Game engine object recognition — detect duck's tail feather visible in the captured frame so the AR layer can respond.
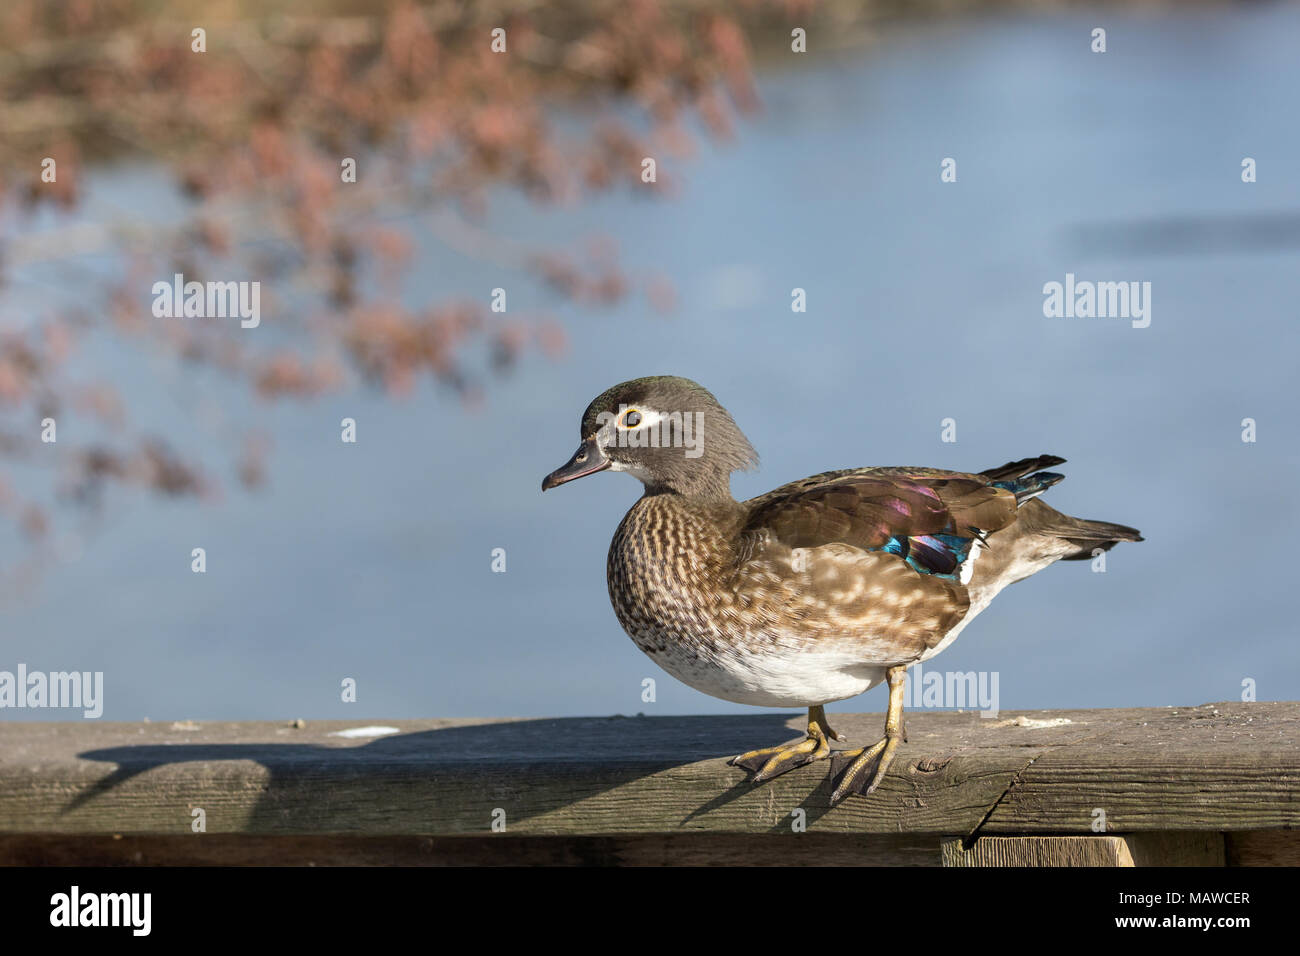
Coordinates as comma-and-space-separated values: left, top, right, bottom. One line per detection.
1024, 501, 1144, 559
979, 454, 1067, 482
1056, 518, 1144, 559
978, 455, 1143, 558
991, 470, 1066, 506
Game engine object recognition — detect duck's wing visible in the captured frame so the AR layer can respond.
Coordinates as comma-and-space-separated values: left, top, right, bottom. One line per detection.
729, 465, 1057, 662
739, 467, 1026, 578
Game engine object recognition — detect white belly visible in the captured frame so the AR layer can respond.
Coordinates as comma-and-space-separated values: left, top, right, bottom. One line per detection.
643, 634, 888, 708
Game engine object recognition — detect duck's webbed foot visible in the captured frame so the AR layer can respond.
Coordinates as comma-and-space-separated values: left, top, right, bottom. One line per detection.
832, 665, 907, 803
729, 705, 845, 783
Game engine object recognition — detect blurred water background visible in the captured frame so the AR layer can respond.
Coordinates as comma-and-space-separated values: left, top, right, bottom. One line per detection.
4, 4, 1298, 720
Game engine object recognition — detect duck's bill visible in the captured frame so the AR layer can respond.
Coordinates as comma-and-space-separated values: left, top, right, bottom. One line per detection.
542, 437, 610, 491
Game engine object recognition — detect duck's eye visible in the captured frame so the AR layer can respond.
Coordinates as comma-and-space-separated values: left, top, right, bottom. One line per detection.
622, 409, 643, 428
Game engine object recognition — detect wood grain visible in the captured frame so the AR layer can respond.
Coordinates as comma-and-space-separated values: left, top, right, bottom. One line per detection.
0, 703, 1295, 842
0, 832, 940, 867
941, 833, 1226, 867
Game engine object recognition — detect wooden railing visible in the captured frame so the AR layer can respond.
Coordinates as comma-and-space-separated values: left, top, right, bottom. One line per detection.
1, 702, 1296, 865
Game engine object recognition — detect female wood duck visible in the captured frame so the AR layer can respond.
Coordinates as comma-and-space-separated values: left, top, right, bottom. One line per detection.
542, 376, 1142, 802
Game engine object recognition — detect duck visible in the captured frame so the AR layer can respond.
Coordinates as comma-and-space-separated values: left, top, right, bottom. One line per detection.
542, 376, 1142, 802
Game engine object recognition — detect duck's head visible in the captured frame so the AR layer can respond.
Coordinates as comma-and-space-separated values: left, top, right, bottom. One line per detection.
542, 376, 758, 500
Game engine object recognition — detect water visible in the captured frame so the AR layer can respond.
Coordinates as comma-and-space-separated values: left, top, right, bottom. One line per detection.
3, 5, 1298, 722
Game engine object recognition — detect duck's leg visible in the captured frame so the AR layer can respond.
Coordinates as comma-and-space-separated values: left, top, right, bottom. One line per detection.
832, 665, 907, 802
729, 705, 845, 783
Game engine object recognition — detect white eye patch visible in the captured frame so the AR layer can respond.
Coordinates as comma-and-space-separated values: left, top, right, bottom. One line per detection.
595, 405, 705, 460
619, 407, 667, 430
595, 405, 665, 435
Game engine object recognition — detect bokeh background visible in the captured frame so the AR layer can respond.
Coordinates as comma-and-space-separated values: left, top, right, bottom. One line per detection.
3, 1, 1297, 721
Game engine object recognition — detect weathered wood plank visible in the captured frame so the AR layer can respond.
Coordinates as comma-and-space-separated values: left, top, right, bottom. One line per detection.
941, 833, 1226, 867
974, 704, 1300, 833
943, 836, 1132, 867
1225, 831, 1300, 867
0, 703, 1295, 837
0, 833, 940, 867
